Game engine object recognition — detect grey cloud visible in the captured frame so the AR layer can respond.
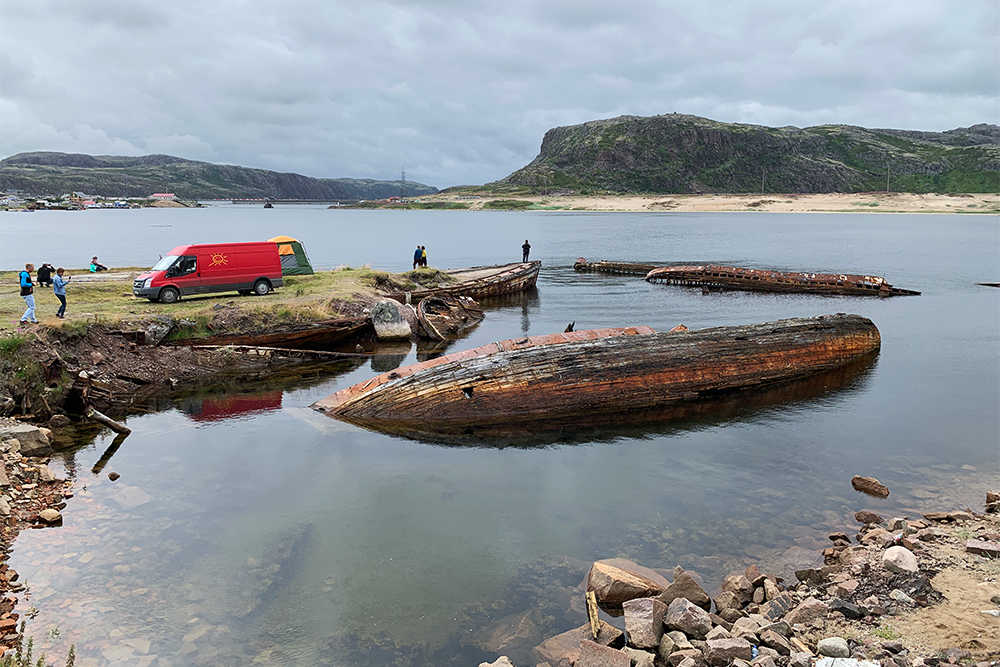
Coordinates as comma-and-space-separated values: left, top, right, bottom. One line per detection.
1, 0, 996, 188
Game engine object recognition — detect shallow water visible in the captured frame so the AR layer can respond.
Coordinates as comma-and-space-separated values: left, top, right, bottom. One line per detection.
2, 208, 998, 666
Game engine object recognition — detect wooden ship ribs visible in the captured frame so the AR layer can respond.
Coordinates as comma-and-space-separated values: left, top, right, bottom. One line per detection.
388, 261, 541, 303
645, 265, 920, 297
312, 314, 880, 430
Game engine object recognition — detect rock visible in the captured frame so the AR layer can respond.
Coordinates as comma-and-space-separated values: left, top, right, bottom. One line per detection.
713, 590, 740, 611
371, 300, 414, 340
759, 629, 792, 655
762, 579, 781, 601
479, 658, 516, 667
473, 610, 542, 657
667, 649, 702, 667
623, 597, 666, 649
760, 592, 798, 621
916, 527, 947, 542
0, 424, 52, 457
588, 562, 664, 607
1, 438, 20, 456
828, 599, 863, 620
38, 508, 61, 523
718, 607, 744, 623
987, 491, 1000, 513
889, 589, 915, 606
789, 653, 813, 667
664, 597, 712, 639
882, 546, 918, 574
795, 566, 839, 586
109, 472, 121, 481
757, 620, 791, 637
48, 414, 71, 427
731, 617, 759, 640
817, 637, 851, 658
623, 647, 656, 667
0, 497, 10, 516
965, 539, 1000, 558
659, 568, 711, 611
859, 527, 894, 547
852, 475, 890, 498
783, 597, 827, 626
656, 633, 676, 660
751, 658, 777, 667
575, 640, 628, 667
144, 315, 175, 346
532, 621, 623, 667
704, 638, 753, 666
922, 511, 973, 523
721, 572, 754, 604
705, 626, 731, 640
881, 641, 904, 654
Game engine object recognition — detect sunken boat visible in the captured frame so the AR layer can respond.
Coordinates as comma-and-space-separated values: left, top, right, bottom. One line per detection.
312, 314, 881, 433
385, 261, 541, 303
417, 295, 484, 341
573, 259, 662, 275
645, 265, 920, 296
170, 317, 370, 350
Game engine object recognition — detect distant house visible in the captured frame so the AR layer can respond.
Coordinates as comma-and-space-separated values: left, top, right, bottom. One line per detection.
150, 193, 177, 200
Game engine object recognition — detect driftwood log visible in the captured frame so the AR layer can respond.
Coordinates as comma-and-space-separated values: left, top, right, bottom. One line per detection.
86, 406, 131, 434
314, 314, 880, 430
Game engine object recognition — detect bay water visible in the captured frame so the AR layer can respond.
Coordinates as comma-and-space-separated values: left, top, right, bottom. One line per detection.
1, 207, 997, 665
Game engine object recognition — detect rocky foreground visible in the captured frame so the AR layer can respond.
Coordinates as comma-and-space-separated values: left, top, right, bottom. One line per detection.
479, 485, 1000, 667
0, 419, 74, 653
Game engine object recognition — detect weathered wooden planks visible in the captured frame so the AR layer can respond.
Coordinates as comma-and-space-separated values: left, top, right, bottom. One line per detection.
312, 315, 880, 431
386, 261, 541, 303
645, 265, 920, 297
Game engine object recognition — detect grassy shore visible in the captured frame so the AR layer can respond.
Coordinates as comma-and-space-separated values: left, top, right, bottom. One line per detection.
0, 266, 447, 334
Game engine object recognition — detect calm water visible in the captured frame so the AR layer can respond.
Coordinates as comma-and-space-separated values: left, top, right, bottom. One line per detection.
1, 207, 998, 666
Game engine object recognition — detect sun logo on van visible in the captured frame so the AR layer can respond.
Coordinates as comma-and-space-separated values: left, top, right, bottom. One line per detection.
209, 253, 228, 267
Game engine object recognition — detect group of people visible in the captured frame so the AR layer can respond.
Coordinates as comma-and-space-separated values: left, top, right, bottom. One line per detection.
16, 256, 103, 324
412, 245, 428, 269
18, 262, 73, 324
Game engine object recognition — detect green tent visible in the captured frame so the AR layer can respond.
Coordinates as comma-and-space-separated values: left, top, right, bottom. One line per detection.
268, 235, 315, 275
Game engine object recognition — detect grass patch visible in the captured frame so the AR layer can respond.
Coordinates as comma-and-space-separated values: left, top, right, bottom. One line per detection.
482, 199, 534, 210
872, 625, 902, 640
0, 333, 28, 356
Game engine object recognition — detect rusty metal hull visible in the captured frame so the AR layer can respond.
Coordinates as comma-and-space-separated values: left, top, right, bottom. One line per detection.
390, 262, 541, 303
312, 314, 881, 429
645, 265, 920, 297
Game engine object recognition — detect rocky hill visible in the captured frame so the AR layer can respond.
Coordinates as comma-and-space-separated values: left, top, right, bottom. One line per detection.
498, 115, 1000, 194
0, 152, 438, 200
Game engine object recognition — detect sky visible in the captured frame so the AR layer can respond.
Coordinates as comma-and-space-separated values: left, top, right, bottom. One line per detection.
1, 0, 997, 189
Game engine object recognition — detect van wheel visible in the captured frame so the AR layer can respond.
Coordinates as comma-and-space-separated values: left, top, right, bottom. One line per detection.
253, 279, 271, 296
159, 287, 180, 304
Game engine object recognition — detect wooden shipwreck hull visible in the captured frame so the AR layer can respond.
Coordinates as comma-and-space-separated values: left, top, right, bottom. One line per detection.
173, 317, 370, 350
387, 262, 541, 303
417, 295, 484, 341
313, 314, 881, 432
646, 265, 920, 297
573, 259, 662, 275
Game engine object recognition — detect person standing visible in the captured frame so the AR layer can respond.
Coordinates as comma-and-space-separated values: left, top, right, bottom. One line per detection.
420, 246, 427, 267
522, 240, 531, 262
19, 263, 37, 324
53, 268, 71, 319
413, 245, 422, 270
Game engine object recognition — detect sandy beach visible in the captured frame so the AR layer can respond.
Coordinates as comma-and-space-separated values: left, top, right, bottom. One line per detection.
427, 191, 1000, 214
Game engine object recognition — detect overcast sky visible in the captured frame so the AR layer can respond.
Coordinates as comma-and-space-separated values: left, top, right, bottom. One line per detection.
1, 0, 997, 189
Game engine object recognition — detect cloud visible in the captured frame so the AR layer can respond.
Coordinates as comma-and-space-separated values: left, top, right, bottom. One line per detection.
1, 0, 996, 188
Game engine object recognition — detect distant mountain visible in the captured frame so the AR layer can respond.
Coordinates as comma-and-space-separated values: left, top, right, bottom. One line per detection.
0, 152, 438, 200
497, 115, 1000, 194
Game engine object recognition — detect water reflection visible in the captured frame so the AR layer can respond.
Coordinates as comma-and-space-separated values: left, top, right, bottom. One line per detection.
479, 287, 540, 333
336, 353, 879, 447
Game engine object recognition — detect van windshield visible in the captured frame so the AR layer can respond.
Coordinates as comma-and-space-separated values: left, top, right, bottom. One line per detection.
151, 255, 179, 272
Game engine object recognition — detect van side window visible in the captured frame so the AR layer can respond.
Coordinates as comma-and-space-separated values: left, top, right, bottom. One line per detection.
178, 256, 197, 275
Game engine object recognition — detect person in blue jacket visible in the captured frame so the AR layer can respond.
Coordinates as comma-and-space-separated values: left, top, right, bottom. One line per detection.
413, 245, 422, 270
53, 268, 71, 319
19, 263, 37, 324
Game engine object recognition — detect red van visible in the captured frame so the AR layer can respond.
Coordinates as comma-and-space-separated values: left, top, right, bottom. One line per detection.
133, 242, 284, 303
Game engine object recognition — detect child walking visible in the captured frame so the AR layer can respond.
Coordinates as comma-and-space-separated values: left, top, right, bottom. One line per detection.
53, 268, 71, 319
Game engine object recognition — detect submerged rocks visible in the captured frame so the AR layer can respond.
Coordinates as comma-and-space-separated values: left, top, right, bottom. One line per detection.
851, 475, 890, 498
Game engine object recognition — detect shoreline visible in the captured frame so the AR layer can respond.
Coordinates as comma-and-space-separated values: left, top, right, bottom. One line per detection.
420, 191, 1000, 214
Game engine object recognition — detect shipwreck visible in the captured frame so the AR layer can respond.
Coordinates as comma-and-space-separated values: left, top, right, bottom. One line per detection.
647, 265, 921, 297
312, 314, 881, 435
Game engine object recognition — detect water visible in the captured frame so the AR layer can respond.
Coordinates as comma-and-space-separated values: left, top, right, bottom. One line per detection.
1, 207, 998, 666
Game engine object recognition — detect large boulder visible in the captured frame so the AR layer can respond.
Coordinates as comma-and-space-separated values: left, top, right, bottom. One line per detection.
882, 546, 918, 574
531, 620, 623, 667
623, 597, 666, 649
704, 637, 753, 666
0, 424, 52, 457
664, 597, 712, 639
588, 562, 664, 607
816, 637, 850, 658
658, 567, 711, 611
370, 300, 413, 340
783, 596, 827, 626
574, 640, 629, 667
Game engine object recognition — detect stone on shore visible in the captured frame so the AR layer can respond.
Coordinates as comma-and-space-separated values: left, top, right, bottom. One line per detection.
704, 637, 753, 666
479, 658, 516, 667
965, 539, 1000, 557
575, 640, 629, 667
531, 620, 623, 667
817, 637, 850, 658
623, 647, 656, 667
851, 475, 890, 498
588, 562, 664, 607
623, 597, 665, 648
664, 596, 712, 639
38, 508, 61, 523
854, 510, 884, 525
783, 596, 827, 626
371, 300, 413, 340
658, 567, 711, 610
882, 546, 918, 574
0, 425, 52, 457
